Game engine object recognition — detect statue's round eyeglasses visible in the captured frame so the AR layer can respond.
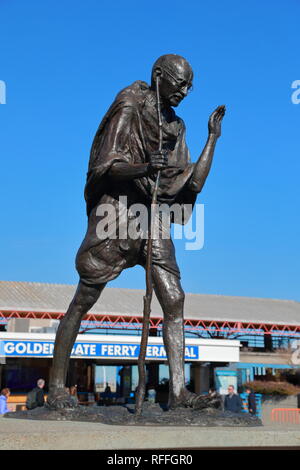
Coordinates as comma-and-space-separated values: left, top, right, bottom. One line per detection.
164, 68, 193, 94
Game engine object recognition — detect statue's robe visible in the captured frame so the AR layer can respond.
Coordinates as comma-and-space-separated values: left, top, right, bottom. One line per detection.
76, 81, 198, 285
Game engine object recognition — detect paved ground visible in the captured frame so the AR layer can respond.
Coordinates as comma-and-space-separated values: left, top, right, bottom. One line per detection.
0, 416, 300, 449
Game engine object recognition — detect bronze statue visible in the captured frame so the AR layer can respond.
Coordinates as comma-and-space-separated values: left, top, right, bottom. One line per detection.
48, 54, 225, 410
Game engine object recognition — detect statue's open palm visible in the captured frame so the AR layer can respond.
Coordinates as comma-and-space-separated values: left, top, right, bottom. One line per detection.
208, 105, 226, 138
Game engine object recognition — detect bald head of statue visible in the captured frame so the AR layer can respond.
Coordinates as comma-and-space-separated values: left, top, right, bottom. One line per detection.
151, 54, 194, 108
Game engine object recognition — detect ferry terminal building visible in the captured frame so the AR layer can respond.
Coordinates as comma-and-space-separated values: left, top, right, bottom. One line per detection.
0, 281, 300, 404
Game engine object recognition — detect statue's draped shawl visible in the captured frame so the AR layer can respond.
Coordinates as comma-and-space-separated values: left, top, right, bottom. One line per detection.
84, 80, 196, 216
76, 81, 198, 284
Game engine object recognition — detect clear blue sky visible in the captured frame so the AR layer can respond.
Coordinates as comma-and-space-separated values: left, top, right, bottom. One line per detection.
0, 0, 299, 300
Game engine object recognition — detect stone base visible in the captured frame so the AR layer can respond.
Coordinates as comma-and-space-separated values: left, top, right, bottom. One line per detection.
4, 402, 262, 427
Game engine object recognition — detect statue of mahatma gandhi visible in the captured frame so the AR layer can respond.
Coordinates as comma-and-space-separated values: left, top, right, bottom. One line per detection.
48, 54, 226, 410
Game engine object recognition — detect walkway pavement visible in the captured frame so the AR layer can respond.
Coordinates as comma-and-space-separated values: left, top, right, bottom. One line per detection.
0, 417, 300, 449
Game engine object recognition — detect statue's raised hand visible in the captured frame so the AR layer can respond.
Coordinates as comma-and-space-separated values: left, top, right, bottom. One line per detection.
208, 105, 226, 138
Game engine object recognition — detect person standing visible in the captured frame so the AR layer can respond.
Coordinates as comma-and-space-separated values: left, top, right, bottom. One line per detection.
69, 385, 79, 406
245, 387, 257, 415
224, 385, 242, 413
26, 378, 45, 410
0, 388, 11, 415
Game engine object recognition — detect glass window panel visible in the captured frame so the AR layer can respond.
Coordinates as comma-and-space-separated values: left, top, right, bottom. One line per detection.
94, 365, 117, 393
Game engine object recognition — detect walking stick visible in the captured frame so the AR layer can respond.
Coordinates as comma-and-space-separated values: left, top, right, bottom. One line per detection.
135, 74, 163, 415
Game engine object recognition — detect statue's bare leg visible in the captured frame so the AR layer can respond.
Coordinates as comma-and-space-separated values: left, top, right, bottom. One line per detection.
152, 265, 221, 410
47, 280, 106, 409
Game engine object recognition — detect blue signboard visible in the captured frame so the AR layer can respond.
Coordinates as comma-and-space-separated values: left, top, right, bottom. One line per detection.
0, 340, 199, 360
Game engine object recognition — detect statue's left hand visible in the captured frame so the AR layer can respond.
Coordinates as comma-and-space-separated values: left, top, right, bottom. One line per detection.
208, 105, 226, 138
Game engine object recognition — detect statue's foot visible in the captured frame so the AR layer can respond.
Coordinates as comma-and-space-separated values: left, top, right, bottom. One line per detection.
47, 388, 79, 410
169, 389, 222, 411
